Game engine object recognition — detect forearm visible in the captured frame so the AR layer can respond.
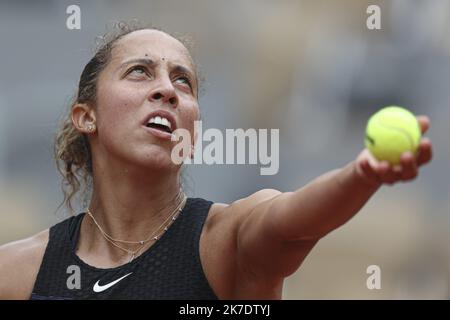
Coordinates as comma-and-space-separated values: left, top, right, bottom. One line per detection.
272, 161, 381, 241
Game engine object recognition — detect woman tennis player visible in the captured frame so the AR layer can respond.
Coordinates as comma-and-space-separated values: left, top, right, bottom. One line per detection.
0, 25, 433, 299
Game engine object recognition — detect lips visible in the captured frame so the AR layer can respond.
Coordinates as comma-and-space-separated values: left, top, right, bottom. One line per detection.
142, 110, 177, 134
142, 110, 177, 140
142, 125, 174, 140
146, 116, 172, 133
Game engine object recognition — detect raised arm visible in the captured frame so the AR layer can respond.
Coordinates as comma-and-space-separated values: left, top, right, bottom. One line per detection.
236, 116, 432, 281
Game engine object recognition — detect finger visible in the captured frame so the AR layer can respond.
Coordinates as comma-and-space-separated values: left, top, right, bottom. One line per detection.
417, 138, 433, 166
416, 115, 430, 134
381, 168, 401, 185
375, 161, 400, 185
373, 160, 390, 176
399, 152, 418, 180
359, 158, 382, 184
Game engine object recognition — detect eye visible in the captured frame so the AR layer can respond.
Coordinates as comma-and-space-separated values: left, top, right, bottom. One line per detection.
175, 76, 192, 88
127, 65, 149, 77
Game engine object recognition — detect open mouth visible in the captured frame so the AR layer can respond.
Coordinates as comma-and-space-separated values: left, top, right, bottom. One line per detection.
145, 116, 173, 134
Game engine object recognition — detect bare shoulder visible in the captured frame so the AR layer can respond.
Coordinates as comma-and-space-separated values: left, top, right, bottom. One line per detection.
234, 188, 283, 213
203, 189, 282, 241
0, 229, 49, 300
207, 189, 282, 220
200, 189, 282, 299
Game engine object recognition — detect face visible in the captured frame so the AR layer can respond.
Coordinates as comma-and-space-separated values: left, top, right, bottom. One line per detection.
92, 29, 199, 171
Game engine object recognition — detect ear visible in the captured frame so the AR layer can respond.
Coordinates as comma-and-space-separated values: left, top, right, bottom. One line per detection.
71, 103, 97, 134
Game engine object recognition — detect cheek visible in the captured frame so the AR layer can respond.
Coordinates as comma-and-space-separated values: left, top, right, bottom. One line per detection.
181, 103, 200, 138
181, 101, 199, 121
96, 83, 144, 130
94, 82, 149, 157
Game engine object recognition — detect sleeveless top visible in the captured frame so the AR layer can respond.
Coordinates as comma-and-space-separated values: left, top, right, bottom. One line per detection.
30, 197, 218, 300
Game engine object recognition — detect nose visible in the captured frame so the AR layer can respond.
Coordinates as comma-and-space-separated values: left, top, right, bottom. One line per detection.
148, 78, 178, 108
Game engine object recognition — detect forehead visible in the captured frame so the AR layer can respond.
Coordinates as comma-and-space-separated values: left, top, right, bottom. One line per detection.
111, 29, 194, 69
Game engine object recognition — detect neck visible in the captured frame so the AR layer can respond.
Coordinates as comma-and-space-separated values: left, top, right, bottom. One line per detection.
84, 157, 184, 258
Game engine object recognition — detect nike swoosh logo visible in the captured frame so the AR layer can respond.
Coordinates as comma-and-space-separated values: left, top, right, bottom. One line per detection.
93, 272, 133, 293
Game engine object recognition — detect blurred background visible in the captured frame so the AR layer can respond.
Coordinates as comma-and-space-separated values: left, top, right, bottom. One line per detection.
0, 0, 449, 299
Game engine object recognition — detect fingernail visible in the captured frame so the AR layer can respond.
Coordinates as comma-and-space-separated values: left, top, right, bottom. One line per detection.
403, 151, 413, 158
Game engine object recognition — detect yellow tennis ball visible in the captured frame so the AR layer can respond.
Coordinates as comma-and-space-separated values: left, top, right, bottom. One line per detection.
365, 106, 421, 165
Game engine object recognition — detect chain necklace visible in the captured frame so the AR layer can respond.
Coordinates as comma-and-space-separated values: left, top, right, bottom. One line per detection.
86, 191, 187, 262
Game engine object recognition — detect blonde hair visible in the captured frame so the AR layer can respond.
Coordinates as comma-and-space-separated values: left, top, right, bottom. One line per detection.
54, 21, 199, 213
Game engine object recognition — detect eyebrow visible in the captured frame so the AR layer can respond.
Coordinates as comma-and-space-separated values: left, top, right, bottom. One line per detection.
120, 58, 156, 68
120, 58, 196, 81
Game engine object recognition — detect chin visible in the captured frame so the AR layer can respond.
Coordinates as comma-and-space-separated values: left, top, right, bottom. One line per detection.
107, 142, 179, 173
138, 148, 179, 171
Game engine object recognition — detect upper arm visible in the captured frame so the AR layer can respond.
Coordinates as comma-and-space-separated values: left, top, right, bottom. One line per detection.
236, 189, 319, 281
0, 230, 49, 300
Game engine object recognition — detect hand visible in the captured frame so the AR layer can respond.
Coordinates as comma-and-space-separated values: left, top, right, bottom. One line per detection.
355, 115, 433, 186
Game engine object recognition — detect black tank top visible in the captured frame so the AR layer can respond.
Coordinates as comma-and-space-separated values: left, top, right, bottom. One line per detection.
30, 197, 218, 300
